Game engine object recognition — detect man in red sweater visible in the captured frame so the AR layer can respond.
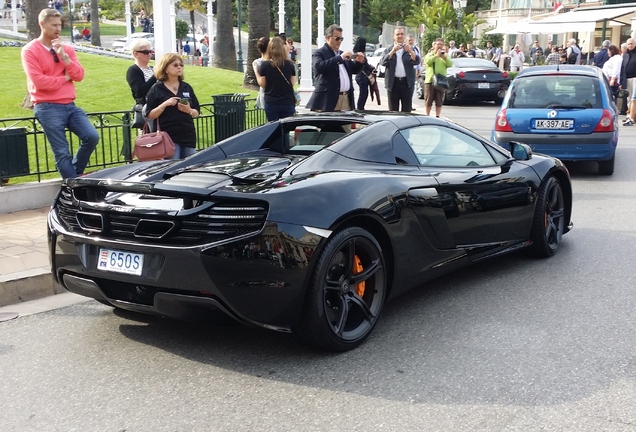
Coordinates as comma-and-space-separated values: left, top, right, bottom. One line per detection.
21, 8, 99, 179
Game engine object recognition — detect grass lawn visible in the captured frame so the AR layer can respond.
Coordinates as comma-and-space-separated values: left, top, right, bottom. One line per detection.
2, 44, 258, 118
1, 40, 260, 184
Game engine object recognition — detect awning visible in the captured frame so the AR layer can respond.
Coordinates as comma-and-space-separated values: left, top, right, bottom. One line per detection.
486, 4, 636, 35
536, 5, 636, 26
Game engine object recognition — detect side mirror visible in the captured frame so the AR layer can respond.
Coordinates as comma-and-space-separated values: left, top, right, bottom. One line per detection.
509, 141, 532, 160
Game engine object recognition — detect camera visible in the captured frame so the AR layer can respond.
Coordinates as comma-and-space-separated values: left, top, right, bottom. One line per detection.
440, 50, 445, 55
179, 98, 189, 105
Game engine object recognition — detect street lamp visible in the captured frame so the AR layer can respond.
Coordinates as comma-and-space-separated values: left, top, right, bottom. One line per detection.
454, 0, 467, 32
237, 0, 244, 72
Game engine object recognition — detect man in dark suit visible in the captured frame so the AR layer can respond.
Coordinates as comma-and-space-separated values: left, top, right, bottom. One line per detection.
380, 27, 420, 112
306, 24, 365, 112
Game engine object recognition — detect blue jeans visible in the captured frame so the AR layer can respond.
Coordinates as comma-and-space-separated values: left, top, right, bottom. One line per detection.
264, 104, 296, 122
34, 102, 99, 179
171, 144, 196, 160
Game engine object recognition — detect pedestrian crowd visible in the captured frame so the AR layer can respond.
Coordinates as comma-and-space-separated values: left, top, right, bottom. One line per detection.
19, 6, 636, 178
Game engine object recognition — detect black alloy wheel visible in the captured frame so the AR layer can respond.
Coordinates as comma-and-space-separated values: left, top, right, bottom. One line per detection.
295, 227, 387, 351
528, 176, 565, 257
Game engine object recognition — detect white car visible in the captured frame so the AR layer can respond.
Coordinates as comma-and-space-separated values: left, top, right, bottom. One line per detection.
112, 32, 154, 53
366, 47, 386, 77
181, 33, 205, 55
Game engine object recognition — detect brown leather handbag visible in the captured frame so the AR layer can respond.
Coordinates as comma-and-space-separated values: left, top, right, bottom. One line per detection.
133, 118, 175, 161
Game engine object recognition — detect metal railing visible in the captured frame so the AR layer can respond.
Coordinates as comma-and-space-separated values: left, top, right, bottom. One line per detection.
0, 98, 267, 185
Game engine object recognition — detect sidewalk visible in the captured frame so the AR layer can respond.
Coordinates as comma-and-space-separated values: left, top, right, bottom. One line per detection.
0, 206, 64, 308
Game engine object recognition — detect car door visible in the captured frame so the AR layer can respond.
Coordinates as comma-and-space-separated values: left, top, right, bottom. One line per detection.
401, 124, 541, 248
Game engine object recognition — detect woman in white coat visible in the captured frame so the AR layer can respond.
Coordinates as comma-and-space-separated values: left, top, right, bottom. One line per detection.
509, 44, 525, 72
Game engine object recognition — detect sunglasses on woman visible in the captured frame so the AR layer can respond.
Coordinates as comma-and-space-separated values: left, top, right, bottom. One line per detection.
135, 50, 153, 55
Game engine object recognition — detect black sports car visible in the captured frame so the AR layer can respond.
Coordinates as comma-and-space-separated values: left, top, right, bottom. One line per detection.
416, 57, 511, 104
48, 113, 573, 351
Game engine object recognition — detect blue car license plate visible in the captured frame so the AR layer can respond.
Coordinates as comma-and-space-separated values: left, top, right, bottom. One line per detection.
98, 248, 144, 276
535, 119, 572, 129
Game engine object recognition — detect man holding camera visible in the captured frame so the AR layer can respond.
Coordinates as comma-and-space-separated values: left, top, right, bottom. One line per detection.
305, 24, 365, 112
379, 27, 420, 112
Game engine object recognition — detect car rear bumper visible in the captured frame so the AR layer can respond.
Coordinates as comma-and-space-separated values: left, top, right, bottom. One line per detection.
492, 131, 617, 161
48, 210, 324, 331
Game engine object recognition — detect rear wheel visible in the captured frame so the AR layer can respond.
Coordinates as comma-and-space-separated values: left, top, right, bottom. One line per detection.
294, 227, 387, 352
598, 155, 615, 175
528, 176, 565, 257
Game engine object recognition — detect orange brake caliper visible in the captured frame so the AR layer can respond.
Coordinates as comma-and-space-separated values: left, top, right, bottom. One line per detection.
353, 255, 365, 296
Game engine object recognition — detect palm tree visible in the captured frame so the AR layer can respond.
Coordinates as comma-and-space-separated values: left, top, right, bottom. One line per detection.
243, 0, 270, 89
90, 0, 101, 46
179, 0, 204, 55
25, 0, 48, 40
214, 0, 236, 70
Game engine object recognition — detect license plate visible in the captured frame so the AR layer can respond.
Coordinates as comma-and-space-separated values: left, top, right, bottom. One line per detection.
535, 119, 573, 129
98, 248, 144, 276
478, 82, 489, 89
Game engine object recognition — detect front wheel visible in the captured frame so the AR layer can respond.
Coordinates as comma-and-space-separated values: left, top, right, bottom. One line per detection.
293, 227, 387, 351
528, 176, 565, 257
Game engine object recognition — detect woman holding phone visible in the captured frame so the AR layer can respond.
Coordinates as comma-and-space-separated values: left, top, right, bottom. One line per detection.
145, 53, 200, 159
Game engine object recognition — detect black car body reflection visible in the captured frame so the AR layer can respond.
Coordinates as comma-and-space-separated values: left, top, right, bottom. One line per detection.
48, 113, 573, 351
416, 57, 511, 104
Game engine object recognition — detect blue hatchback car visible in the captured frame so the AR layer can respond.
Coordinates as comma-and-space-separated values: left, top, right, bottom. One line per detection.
491, 65, 618, 175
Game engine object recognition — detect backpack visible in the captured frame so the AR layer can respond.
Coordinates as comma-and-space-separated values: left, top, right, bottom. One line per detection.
567, 47, 579, 64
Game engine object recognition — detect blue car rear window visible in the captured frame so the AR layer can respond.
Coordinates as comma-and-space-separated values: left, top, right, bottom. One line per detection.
508, 75, 603, 109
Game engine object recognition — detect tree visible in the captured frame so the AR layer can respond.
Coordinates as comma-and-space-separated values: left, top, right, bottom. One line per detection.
479, 27, 503, 50
363, 0, 412, 30
244, 0, 270, 90
214, 0, 236, 70
90, 0, 101, 46
133, 0, 154, 15
25, 0, 48, 41
175, 18, 190, 51
179, 0, 204, 54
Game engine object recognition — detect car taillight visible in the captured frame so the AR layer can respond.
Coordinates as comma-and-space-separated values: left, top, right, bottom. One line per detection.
502, 71, 509, 79
458, 71, 465, 78
495, 109, 513, 132
593, 109, 614, 132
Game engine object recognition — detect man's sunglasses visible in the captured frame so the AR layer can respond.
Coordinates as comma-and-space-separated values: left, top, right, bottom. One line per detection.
332, 36, 344, 42
135, 50, 154, 55
49, 48, 59, 63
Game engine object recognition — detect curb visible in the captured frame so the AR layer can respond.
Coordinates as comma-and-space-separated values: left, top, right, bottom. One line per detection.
0, 268, 63, 308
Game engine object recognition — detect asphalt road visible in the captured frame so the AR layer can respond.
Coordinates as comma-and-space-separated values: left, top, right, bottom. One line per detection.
2, 106, 636, 431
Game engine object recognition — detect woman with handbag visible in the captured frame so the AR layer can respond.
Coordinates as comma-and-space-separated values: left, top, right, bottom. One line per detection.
145, 53, 200, 159
423, 38, 453, 117
126, 39, 157, 131
602, 45, 622, 103
257, 37, 297, 122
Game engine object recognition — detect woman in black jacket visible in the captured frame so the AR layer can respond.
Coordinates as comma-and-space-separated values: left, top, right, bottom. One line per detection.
353, 37, 376, 110
126, 39, 157, 129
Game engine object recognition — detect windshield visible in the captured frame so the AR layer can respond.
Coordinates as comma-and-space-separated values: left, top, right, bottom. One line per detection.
452, 58, 497, 69
508, 75, 603, 109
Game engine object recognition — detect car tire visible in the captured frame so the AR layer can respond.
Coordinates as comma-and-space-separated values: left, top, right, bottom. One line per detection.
528, 176, 565, 258
598, 155, 615, 175
294, 227, 387, 351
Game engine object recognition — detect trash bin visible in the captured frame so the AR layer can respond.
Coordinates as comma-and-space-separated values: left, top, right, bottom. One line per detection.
0, 128, 29, 182
213, 94, 247, 142
503, 56, 511, 71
